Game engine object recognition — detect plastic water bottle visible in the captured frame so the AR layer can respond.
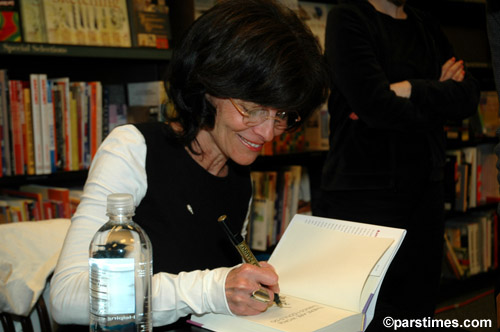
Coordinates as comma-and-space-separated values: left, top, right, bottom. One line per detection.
89, 193, 153, 332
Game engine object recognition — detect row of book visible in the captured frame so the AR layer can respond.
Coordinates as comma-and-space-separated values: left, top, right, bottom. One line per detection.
0, 184, 82, 223
444, 143, 500, 212
0, 0, 334, 50
443, 209, 498, 279
0, 69, 131, 177
0, 0, 172, 49
247, 165, 311, 251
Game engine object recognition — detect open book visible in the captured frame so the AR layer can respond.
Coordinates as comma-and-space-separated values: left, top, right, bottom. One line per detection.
189, 214, 406, 332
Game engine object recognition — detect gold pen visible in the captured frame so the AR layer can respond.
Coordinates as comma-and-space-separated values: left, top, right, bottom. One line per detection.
218, 214, 282, 307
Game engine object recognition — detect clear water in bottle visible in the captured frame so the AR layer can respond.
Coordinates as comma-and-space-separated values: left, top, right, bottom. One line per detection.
89, 193, 153, 332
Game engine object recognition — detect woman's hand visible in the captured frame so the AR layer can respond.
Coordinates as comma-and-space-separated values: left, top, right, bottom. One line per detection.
440, 57, 465, 82
225, 262, 280, 316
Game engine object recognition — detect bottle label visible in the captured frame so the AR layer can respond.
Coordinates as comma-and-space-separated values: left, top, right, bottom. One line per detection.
90, 258, 135, 315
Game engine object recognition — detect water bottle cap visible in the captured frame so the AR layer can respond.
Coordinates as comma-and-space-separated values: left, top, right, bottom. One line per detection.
107, 193, 135, 216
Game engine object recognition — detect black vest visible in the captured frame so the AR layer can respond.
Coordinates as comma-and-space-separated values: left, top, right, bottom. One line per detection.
133, 122, 252, 274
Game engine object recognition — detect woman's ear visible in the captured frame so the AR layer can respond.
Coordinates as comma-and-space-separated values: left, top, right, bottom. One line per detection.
205, 93, 215, 106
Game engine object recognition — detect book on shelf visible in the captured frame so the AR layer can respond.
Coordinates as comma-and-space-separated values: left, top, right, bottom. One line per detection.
1, 188, 43, 220
50, 77, 73, 171
0, 70, 11, 177
477, 143, 500, 204
249, 171, 278, 251
190, 214, 406, 332
19, 184, 72, 219
443, 232, 465, 279
0, 200, 10, 223
8, 79, 25, 175
249, 166, 315, 251
19, 0, 47, 42
102, 83, 128, 138
444, 144, 499, 212
0, 195, 38, 221
29, 74, 45, 175
69, 82, 79, 171
463, 146, 478, 209
102, 0, 132, 47
70, 81, 90, 169
88, 81, 103, 161
127, 0, 172, 49
444, 210, 498, 279
127, 81, 166, 122
476, 91, 500, 138
39, 74, 55, 174
304, 105, 329, 152
0, 0, 21, 41
42, 0, 77, 44
32, 0, 131, 46
297, 167, 312, 215
22, 81, 35, 175
75, 0, 132, 46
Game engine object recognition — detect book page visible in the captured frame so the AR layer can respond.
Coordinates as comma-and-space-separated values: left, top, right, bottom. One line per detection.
269, 215, 395, 312
245, 295, 359, 332
191, 295, 360, 332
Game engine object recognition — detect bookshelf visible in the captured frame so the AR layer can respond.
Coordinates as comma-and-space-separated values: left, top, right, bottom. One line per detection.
0, 170, 88, 188
0, 0, 195, 188
0, 42, 172, 60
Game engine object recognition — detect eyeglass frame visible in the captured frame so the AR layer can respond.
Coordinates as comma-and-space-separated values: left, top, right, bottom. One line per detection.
229, 98, 301, 130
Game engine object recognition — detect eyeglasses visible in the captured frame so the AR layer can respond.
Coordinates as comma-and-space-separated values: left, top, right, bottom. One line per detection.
229, 98, 301, 130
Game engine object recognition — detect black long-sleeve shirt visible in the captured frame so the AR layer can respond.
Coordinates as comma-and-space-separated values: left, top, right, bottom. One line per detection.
321, 0, 480, 191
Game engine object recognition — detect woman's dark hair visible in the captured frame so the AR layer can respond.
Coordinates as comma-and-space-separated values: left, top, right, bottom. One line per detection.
166, 0, 330, 147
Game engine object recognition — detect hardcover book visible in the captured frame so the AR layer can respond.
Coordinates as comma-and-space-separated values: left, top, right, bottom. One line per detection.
127, 0, 171, 49
29, 74, 44, 175
0, 0, 21, 41
190, 214, 406, 332
0, 70, 11, 176
19, 0, 47, 42
8, 80, 24, 175
42, 0, 77, 44
71, 0, 131, 46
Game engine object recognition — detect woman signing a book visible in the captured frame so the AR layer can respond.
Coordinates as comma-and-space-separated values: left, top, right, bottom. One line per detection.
49, 0, 329, 330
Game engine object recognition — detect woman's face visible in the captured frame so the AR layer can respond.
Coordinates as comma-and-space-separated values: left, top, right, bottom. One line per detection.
207, 96, 286, 165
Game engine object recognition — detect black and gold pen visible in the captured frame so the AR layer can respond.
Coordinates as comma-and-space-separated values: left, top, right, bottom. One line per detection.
218, 214, 283, 307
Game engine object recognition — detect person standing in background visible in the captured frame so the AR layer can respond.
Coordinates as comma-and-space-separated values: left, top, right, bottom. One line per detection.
485, 0, 500, 329
316, 0, 480, 330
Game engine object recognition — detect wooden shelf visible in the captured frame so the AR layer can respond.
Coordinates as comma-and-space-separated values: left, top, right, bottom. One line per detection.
439, 270, 496, 303
253, 150, 327, 169
0, 42, 172, 60
0, 170, 89, 189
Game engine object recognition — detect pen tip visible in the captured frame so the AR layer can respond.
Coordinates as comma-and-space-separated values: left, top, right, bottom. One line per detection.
218, 215, 227, 222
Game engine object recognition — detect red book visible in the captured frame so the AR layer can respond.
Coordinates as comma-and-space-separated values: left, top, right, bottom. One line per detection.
8, 80, 24, 175
1, 188, 43, 220
19, 184, 71, 219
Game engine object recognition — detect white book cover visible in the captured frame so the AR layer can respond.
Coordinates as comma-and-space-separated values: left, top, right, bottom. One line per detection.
29, 74, 44, 175
43, 0, 78, 44
38, 74, 52, 174
463, 146, 478, 208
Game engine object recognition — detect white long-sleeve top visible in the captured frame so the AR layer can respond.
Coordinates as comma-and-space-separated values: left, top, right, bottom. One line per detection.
49, 125, 248, 327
